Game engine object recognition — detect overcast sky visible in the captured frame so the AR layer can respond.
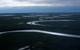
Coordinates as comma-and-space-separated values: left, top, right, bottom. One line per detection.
0, 0, 80, 13
0, 0, 79, 7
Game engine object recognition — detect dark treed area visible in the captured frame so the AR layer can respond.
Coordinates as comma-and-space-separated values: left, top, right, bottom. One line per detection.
0, 13, 80, 50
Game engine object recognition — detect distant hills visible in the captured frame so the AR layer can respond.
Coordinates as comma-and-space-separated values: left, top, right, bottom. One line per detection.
0, 6, 80, 13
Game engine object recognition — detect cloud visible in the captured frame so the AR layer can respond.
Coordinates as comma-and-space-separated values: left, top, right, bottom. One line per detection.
16, 0, 80, 6
0, 0, 79, 7
0, 0, 54, 7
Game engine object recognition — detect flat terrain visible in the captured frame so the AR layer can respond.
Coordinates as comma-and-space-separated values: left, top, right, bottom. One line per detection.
0, 13, 80, 50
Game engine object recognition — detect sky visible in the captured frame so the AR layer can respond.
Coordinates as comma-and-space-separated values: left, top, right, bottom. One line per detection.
0, 0, 80, 13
